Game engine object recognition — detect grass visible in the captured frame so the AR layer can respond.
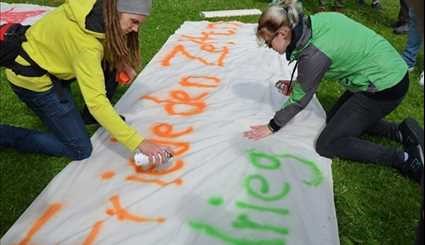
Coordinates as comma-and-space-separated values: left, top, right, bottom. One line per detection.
0, 0, 423, 244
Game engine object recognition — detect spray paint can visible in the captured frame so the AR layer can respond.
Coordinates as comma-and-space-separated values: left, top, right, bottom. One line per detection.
134, 151, 173, 169
275, 80, 293, 96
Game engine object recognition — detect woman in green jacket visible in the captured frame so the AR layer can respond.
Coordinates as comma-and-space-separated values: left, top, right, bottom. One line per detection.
244, 0, 423, 183
0, 0, 172, 164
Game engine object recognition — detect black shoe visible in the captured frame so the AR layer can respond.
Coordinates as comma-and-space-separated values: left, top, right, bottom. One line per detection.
393, 24, 409, 35
399, 118, 424, 149
398, 118, 424, 183
400, 144, 424, 183
371, 0, 382, 10
391, 20, 407, 28
357, 0, 365, 5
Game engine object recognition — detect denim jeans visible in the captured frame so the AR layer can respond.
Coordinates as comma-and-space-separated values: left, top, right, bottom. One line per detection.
402, 10, 423, 68
0, 83, 92, 160
398, 0, 410, 24
316, 75, 409, 166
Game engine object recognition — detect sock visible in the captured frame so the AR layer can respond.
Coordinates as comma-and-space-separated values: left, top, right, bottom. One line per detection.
404, 152, 409, 162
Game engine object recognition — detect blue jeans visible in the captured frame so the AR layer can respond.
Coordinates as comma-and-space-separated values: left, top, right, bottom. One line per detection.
0, 83, 92, 160
402, 10, 423, 68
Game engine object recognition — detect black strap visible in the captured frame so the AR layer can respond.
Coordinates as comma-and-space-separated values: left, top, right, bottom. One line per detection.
9, 49, 47, 77
3, 24, 74, 103
16, 48, 74, 103
288, 59, 301, 92
6, 25, 47, 77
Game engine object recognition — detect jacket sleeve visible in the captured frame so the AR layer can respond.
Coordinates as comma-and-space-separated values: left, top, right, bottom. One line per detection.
73, 48, 144, 151
268, 45, 332, 132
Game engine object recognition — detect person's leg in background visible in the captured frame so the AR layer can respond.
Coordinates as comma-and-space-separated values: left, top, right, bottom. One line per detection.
402, 10, 423, 71
394, 0, 411, 34
0, 83, 92, 160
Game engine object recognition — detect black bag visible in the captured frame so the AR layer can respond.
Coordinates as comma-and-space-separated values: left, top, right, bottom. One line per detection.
0, 23, 30, 68
0, 23, 47, 77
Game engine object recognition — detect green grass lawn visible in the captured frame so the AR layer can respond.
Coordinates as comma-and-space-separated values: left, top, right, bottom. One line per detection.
1, 0, 423, 244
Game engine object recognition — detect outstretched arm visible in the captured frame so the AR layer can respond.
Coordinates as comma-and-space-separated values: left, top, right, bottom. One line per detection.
244, 45, 331, 140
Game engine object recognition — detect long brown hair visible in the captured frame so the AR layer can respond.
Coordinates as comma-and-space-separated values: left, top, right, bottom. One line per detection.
103, 0, 140, 70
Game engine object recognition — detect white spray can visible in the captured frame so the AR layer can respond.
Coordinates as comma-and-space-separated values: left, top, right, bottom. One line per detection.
134, 151, 173, 169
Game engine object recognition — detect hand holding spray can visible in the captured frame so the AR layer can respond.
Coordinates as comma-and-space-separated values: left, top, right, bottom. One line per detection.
134, 150, 173, 170
275, 80, 293, 96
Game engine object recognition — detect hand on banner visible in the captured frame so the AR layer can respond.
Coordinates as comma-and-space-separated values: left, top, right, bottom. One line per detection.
243, 125, 272, 140
138, 140, 174, 165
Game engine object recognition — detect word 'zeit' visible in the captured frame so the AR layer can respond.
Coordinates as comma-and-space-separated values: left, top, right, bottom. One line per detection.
189, 150, 324, 245
161, 22, 241, 67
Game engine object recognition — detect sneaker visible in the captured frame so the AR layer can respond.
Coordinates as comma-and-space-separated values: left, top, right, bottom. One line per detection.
391, 20, 407, 28
398, 118, 424, 183
393, 24, 409, 35
420, 72, 424, 87
400, 144, 424, 183
399, 118, 424, 149
371, 0, 382, 10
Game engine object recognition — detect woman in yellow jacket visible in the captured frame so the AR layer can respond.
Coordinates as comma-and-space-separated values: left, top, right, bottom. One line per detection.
0, 0, 172, 163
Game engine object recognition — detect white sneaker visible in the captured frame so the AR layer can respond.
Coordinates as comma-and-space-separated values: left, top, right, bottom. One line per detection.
420, 71, 424, 87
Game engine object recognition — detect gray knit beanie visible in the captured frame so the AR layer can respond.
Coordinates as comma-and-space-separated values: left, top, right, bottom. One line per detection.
117, 0, 152, 16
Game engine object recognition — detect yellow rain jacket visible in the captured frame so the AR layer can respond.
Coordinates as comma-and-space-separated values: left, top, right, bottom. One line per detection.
5, 0, 143, 151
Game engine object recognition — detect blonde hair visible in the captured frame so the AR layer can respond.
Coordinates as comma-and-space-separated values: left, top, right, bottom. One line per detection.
257, 0, 303, 44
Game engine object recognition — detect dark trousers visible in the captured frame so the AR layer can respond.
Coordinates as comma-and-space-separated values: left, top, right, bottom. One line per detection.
316, 76, 409, 166
399, 0, 411, 24
0, 83, 92, 160
0, 61, 118, 159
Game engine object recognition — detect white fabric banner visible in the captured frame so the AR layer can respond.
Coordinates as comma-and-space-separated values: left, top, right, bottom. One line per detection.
1, 3, 340, 245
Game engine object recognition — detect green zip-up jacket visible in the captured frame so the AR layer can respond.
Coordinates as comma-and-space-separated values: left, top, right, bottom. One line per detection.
5, 0, 144, 151
269, 12, 408, 131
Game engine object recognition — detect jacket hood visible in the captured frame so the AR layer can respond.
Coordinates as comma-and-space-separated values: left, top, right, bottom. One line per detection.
63, 0, 105, 39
